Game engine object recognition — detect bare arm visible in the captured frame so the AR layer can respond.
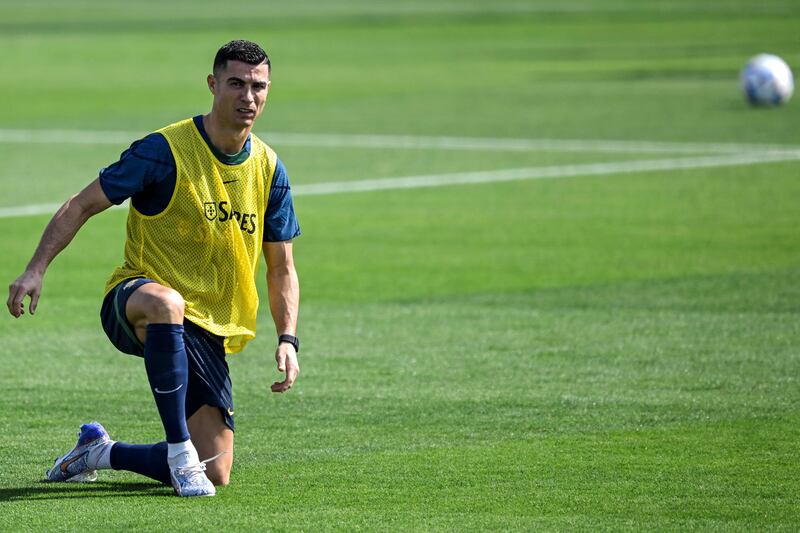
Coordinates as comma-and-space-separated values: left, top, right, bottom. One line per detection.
7, 178, 113, 317
264, 240, 300, 392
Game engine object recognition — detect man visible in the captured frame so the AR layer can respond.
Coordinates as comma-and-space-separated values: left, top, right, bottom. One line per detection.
6, 40, 300, 497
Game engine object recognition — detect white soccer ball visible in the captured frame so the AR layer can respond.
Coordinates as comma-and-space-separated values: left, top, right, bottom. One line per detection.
740, 54, 794, 106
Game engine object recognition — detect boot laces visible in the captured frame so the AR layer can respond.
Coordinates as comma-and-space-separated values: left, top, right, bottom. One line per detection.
174, 450, 228, 478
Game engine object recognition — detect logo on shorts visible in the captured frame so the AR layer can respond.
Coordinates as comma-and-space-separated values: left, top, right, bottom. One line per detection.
226, 408, 235, 416
204, 202, 217, 221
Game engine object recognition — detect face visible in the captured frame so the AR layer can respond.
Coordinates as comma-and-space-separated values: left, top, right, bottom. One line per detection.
207, 60, 271, 129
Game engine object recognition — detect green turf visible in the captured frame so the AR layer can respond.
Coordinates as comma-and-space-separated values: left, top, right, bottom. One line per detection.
1, 0, 799, 530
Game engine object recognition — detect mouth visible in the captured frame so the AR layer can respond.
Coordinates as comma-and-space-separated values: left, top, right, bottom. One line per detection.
237, 108, 256, 117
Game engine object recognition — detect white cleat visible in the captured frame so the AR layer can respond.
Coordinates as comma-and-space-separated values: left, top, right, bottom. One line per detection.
46, 421, 110, 482
170, 455, 216, 497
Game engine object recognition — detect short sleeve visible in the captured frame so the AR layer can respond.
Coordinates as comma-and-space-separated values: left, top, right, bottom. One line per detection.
263, 158, 301, 242
98, 133, 175, 205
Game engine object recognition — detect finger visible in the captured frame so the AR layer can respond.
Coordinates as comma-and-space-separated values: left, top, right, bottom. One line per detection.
271, 379, 289, 393
14, 287, 28, 317
275, 350, 286, 372
273, 363, 299, 392
286, 362, 299, 387
30, 289, 40, 315
7, 284, 17, 315
7, 286, 24, 317
14, 294, 26, 317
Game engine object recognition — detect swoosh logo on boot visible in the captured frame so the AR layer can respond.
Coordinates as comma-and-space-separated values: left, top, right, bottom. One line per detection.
61, 451, 88, 474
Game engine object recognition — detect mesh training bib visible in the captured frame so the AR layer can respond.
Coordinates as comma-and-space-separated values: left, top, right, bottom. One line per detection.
105, 118, 277, 353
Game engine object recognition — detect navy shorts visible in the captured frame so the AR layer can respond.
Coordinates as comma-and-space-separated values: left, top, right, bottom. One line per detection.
100, 277, 234, 431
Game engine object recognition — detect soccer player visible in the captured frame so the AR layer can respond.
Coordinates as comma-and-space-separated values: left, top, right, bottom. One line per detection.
6, 40, 300, 497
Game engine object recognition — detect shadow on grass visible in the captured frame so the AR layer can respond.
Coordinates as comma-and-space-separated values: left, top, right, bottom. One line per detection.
0, 480, 172, 501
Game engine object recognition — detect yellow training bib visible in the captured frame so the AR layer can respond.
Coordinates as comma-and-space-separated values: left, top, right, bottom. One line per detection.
105, 118, 277, 353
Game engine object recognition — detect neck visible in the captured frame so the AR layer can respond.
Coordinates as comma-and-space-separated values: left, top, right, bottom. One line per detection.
202, 112, 250, 155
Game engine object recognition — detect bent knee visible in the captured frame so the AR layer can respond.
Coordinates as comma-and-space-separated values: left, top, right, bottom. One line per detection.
142, 288, 185, 324
206, 464, 231, 487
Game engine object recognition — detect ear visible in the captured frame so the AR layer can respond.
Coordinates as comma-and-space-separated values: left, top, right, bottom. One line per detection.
207, 74, 217, 95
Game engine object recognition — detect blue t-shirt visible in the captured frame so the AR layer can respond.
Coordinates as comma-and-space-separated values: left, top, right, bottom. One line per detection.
98, 115, 300, 242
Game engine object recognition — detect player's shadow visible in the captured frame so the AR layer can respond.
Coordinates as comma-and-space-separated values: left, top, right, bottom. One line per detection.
0, 480, 172, 501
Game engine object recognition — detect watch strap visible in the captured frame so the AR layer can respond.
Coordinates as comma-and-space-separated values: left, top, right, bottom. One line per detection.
278, 334, 299, 353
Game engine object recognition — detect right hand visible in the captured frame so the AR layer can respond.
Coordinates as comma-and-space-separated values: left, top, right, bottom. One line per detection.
7, 271, 43, 318
271, 342, 299, 393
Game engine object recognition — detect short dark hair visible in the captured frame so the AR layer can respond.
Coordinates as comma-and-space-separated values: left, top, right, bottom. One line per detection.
213, 40, 270, 75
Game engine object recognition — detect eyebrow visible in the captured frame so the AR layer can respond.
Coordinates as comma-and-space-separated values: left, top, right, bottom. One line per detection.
226, 76, 268, 86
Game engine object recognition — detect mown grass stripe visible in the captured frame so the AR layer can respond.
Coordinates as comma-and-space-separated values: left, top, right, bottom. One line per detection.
1, 128, 799, 155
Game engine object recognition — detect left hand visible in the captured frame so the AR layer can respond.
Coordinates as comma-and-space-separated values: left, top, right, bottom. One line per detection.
7, 270, 44, 318
271, 342, 299, 393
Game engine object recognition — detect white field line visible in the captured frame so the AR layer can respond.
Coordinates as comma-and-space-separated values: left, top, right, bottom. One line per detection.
1, 128, 799, 155
265, 133, 800, 156
0, 203, 89, 218
294, 151, 800, 195
2, 151, 798, 219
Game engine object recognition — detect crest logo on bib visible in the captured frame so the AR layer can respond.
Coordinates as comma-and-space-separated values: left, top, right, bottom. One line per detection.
204, 202, 217, 220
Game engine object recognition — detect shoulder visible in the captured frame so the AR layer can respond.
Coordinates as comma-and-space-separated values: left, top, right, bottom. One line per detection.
102, 131, 174, 173
263, 155, 301, 242
130, 132, 173, 162
250, 133, 279, 177
154, 118, 201, 154
155, 117, 195, 137
98, 132, 175, 205
266, 158, 293, 207
271, 158, 289, 187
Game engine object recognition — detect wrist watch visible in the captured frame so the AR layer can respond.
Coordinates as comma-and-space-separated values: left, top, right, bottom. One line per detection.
278, 334, 300, 353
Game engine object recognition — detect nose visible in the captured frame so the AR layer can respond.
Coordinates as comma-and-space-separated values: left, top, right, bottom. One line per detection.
242, 86, 254, 103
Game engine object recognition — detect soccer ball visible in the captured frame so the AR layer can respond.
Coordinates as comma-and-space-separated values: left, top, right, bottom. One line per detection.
740, 54, 794, 106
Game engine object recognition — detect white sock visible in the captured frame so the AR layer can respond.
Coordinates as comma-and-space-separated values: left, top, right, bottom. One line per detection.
167, 440, 198, 468
86, 440, 116, 470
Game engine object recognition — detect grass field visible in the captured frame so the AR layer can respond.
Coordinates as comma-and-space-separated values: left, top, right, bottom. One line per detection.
1, 0, 800, 530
